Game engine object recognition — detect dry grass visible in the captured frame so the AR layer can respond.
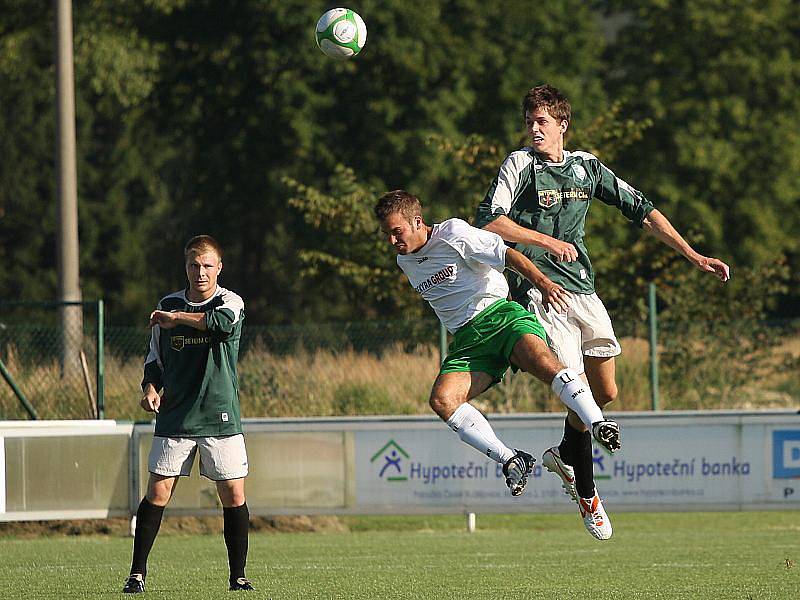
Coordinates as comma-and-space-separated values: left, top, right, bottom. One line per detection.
1, 336, 797, 421
236, 342, 441, 418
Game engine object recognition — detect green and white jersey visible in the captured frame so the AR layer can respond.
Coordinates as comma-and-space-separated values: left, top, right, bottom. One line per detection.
475, 148, 655, 296
396, 218, 509, 334
142, 285, 245, 437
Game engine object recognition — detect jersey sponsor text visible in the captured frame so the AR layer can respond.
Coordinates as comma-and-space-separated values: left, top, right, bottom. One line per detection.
414, 265, 455, 294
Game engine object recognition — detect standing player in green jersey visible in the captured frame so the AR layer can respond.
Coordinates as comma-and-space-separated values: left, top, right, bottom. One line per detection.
376, 190, 621, 504
476, 84, 730, 540
122, 236, 254, 594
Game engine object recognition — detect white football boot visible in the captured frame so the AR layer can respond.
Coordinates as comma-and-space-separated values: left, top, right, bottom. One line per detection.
578, 492, 612, 540
541, 446, 578, 502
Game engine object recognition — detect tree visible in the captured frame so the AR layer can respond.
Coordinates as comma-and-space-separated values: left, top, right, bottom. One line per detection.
286, 0, 614, 319
287, 98, 654, 321
602, 0, 800, 315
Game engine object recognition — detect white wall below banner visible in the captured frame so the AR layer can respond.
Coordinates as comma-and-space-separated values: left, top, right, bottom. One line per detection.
1, 411, 799, 522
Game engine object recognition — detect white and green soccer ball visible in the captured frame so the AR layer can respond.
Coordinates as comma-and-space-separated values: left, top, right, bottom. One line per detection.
315, 8, 367, 60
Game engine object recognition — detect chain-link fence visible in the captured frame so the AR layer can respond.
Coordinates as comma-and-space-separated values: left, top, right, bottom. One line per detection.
102, 318, 444, 422
0, 301, 104, 420
1, 301, 798, 421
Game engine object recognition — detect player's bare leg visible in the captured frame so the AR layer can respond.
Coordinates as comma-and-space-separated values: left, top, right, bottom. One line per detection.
509, 334, 610, 434
584, 355, 618, 408
146, 473, 180, 506
429, 371, 493, 421
510, 334, 619, 451
429, 371, 534, 496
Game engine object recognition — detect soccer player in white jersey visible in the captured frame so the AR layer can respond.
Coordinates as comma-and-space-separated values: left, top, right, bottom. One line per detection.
476, 84, 730, 539
375, 190, 621, 512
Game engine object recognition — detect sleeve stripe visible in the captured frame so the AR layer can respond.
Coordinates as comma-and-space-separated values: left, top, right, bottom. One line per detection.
217, 290, 244, 325
489, 150, 534, 215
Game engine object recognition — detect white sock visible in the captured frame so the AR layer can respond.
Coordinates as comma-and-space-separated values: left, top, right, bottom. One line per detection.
551, 368, 604, 429
445, 403, 515, 464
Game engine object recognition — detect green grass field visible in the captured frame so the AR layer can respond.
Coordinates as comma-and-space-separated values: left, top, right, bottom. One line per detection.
0, 511, 797, 599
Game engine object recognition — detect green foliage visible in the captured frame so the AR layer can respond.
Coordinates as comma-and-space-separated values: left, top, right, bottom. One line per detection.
603, 0, 800, 305
284, 164, 436, 321
0, 0, 798, 327
654, 261, 792, 408
0, 3, 58, 301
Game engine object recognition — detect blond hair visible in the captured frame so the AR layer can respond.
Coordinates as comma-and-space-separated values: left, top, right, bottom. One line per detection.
184, 235, 223, 262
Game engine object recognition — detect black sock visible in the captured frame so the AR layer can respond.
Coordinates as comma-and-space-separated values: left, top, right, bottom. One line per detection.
573, 427, 595, 499
224, 503, 250, 583
130, 497, 165, 578
559, 418, 595, 498
557, 416, 579, 465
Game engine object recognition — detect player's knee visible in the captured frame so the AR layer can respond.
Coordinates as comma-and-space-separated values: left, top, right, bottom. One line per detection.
225, 492, 246, 508
595, 383, 618, 408
429, 393, 458, 420
218, 482, 246, 507
146, 487, 171, 507
428, 394, 446, 418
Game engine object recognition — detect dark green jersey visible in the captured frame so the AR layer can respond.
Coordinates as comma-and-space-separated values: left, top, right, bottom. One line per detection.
142, 286, 245, 437
476, 148, 655, 296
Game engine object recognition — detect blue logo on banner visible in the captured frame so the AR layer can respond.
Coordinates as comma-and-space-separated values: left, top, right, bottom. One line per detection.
773, 430, 800, 478
370, 439, 410, 482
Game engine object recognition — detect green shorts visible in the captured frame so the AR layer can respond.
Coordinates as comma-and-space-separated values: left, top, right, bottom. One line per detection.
440, 299, 548, 383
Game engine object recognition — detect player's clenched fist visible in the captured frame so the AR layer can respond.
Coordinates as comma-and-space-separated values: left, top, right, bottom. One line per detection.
141, 383, 160, 413
149, 310, 178, 329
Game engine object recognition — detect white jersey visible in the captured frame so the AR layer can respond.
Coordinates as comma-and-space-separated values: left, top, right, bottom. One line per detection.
396, 218, 509, 333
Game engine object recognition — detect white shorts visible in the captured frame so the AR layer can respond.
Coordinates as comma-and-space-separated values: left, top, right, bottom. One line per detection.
523, 288, 621, 374
148, 434, 249, 481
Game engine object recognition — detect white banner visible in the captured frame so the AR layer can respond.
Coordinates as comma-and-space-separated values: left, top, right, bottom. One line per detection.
355, 414, 800, 512
3, 413, 798, 521
0, 436, 5, 514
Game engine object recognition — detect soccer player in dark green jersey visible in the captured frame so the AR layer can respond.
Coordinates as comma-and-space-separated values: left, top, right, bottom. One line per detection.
476, 84, 730, 540
123, 235, 254, 593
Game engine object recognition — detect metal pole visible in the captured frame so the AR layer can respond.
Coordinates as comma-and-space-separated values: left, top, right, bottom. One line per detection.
96, 299, 105, 419
0, 358, 38, 420
439, 322, 447, 365
648, 282, 660, 410
55, 0, 82, 376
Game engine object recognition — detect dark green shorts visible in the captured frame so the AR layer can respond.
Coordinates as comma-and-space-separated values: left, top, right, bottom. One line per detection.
440, 299, 548, 383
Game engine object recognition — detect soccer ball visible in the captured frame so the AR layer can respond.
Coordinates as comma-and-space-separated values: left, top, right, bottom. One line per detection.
315, 8, 367, 60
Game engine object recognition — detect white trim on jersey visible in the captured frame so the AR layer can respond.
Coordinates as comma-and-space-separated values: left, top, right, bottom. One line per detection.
213, 287, 245, 325
145, 326, 163, 373
486, 149, 535, 217
569, 150, 599, 162
397, 218, 509, 333
568, 150, 642, 200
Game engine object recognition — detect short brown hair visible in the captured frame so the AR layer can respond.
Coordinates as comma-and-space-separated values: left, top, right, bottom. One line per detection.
522, 84, 571, 124
184, 235, 223, 261
374, 190, 422, 223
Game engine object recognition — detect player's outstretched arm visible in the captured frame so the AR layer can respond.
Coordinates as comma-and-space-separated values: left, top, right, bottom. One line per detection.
642, 209, 730, 282
149, 310, 208, 330
505, 247, 571, 313
484, 215, 578, 262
